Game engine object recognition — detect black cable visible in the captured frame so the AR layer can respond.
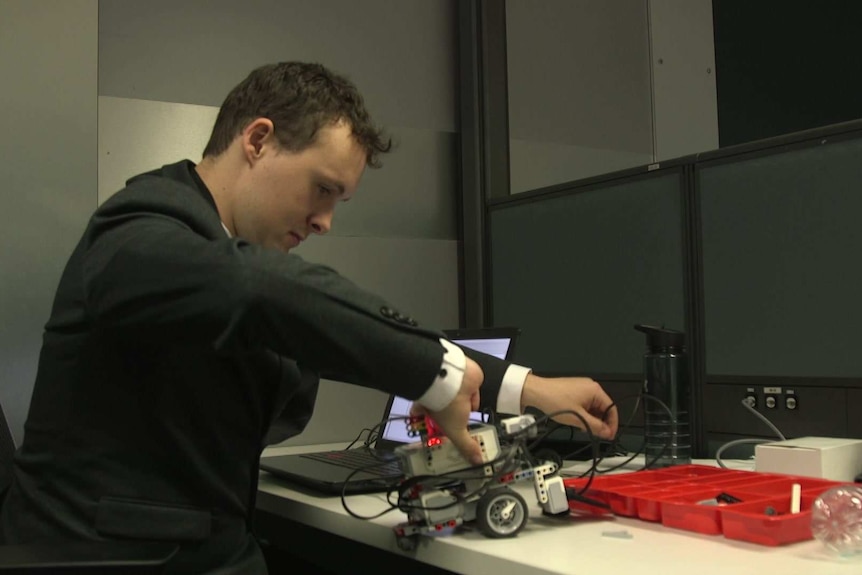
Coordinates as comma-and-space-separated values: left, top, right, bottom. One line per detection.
342, 426, 379, 450
523, 409, 601, 497
713, 399, 787, 468
573, 391, 676, 477
571, 395, 640, 476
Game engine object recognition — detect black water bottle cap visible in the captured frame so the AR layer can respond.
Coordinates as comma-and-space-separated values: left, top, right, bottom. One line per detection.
634, 324, 685, 350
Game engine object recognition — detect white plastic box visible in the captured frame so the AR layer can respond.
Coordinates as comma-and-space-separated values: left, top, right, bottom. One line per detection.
755, 436, 862, 482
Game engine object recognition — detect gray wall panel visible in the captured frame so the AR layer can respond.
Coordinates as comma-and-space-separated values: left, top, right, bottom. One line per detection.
648, 0, 718, 161
98, 97, 217, 203
506, 0, 653, 191
508, 139, 652, 196
0, 0, 98, 443
347, 127, 458, 240
98, 0, 457, 132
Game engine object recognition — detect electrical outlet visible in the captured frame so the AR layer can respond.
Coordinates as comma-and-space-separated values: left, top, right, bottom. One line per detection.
743, 387, 757, 409
784, 389, 798, 410
763, 386, 782, 410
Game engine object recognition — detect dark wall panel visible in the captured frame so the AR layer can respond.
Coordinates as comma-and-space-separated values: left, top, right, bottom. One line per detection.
713, 0, 862, 147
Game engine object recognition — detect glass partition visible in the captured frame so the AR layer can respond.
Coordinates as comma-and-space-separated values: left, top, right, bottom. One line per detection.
489, 168, 688, 377
698, 135, 862, 378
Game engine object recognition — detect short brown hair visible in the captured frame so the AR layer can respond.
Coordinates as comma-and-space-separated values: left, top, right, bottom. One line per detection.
202, 62, 391, 167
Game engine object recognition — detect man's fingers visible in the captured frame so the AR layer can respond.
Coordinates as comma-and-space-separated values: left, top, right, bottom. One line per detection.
582, 412, 618, 440
556, 411, 609, 440
446, 430, 484, 466
409, 403, 429, 418
604, 404, 620, 436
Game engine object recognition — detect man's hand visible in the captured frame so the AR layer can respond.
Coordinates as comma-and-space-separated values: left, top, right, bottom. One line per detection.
410, 357, 485, 466
520, 374, 619, 440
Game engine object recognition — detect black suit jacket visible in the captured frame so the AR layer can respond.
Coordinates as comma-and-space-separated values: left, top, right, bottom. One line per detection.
0, 161, 512, 574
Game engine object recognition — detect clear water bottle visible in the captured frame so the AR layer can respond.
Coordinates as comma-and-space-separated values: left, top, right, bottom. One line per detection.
811, 485, 862, 556
634, 324, 691, 469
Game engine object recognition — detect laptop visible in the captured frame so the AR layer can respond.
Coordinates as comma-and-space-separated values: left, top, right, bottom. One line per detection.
259, 326, 520, 494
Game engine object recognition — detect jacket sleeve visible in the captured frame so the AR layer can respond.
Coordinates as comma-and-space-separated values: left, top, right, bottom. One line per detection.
77, 187, 456, 402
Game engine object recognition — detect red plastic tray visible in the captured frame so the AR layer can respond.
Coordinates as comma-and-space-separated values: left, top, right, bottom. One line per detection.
563, 464, 847, 546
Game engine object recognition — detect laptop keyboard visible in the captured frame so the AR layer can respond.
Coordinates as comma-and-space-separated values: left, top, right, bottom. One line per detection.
301, 449, 403, 477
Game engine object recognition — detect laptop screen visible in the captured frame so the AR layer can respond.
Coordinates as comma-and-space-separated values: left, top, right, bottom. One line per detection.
379, 327, 520, 444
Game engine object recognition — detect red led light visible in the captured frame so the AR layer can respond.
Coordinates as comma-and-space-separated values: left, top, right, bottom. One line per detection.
426, 437, 443, 447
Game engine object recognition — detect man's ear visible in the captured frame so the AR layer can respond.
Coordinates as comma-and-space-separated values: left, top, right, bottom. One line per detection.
242, 118, 276, 165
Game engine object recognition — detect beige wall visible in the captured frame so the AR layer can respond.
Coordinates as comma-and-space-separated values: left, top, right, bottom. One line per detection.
0, 0, 98, 445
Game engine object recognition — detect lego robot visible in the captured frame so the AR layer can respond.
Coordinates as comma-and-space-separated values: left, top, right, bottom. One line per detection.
391, 414, 569, 550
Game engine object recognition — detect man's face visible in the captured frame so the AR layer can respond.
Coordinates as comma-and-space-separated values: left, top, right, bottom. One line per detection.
234, 120, 366, 252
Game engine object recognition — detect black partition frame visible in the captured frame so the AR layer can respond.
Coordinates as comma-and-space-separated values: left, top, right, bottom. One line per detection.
482, 118, 862, 456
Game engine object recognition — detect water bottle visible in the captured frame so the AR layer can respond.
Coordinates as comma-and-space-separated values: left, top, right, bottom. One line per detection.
634, 324, 691, 468
811, 485, 862, 556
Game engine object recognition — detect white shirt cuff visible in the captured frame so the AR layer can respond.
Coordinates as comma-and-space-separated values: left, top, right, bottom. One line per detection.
416, 338, 466, 412
496, 363, 531, 415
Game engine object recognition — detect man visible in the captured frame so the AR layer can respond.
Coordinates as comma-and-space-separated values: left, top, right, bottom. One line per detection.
0, 62, 618, 573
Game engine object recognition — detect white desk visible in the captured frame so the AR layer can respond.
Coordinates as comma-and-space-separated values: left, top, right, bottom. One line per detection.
256, 446, 862, 575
